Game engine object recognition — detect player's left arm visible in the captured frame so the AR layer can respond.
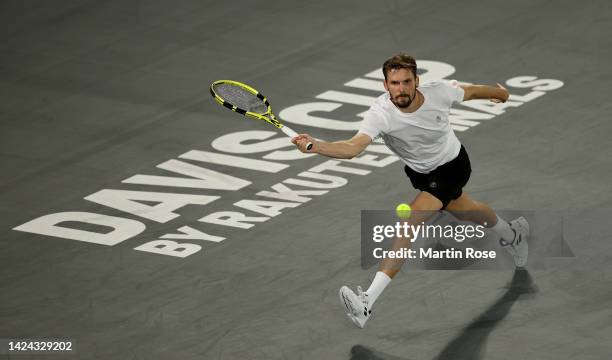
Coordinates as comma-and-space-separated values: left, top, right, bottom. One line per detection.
460, 83, 509, 103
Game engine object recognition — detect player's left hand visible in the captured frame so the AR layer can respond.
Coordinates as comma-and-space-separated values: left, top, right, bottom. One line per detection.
490, 83, 509, 103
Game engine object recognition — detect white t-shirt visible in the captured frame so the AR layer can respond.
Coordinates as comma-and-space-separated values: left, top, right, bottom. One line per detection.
358, 79, 465, 173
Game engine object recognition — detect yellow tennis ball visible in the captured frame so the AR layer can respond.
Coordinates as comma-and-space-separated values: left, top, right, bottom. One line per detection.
396, 203, 412, 219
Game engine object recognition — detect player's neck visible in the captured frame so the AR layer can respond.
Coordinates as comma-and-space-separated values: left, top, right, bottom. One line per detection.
398, 90, 424, 113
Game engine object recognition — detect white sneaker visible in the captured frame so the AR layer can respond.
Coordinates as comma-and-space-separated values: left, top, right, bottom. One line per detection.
339, 285, 371, 328
500, 216, 529, 267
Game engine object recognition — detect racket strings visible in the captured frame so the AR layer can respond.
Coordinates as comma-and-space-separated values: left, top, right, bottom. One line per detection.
213, 83, 268, 114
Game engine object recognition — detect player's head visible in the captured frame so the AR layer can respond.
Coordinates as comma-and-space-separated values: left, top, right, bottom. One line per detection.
382, 54, 419, 109
382, 54, 417, 80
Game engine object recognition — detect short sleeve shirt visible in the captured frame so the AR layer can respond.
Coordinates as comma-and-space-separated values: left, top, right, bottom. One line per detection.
358, 80, 464, 173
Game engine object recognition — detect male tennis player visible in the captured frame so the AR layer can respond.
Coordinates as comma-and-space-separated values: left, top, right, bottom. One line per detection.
292, 54, 529, 329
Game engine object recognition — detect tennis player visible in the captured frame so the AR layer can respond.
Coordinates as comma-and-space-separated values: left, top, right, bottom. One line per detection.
292, 54, 529, 329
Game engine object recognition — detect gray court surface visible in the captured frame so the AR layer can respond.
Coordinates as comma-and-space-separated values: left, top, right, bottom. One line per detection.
2, 0, 612, 359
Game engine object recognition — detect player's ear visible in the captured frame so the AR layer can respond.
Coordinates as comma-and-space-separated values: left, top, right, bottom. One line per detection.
383, 79, 389, 91
416, 75, 419, 87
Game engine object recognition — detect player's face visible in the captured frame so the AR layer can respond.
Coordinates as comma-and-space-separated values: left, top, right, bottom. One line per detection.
384, 68, 419, 109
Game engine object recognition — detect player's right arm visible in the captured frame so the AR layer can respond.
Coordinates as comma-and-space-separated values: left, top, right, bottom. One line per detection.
292, 132, 372, 159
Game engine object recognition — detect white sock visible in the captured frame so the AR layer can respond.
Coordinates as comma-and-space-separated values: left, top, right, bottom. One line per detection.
492, 215, 515, 244
365, 271, 392, 306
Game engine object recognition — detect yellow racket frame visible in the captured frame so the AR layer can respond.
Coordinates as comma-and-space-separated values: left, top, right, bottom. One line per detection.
210, 80, 284, 128
210, 79, 312, 149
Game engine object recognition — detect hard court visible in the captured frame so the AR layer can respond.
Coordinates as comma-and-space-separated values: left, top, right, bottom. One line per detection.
1, 1, 612, 359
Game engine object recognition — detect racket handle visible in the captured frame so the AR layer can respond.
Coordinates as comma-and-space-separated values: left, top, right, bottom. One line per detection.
281, 125, 298, 139
306, 142, 313, 150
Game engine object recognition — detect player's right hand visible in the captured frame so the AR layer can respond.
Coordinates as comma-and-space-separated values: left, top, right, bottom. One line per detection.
292, 134, 316, 153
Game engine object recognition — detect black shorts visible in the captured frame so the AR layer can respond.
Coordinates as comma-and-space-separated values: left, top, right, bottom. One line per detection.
403, 144, 472, 209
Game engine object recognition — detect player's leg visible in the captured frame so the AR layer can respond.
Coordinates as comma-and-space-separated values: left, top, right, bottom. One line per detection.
340, 145, 467, 328
446, 192, 529, 267
446, 192, 498, 227
339, 191, 442, 328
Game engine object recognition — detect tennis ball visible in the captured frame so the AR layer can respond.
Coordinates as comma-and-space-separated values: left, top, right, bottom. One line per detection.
396, 203, 412, 219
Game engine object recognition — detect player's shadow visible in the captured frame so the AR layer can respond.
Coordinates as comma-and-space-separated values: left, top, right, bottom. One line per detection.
350, 269, 537, 360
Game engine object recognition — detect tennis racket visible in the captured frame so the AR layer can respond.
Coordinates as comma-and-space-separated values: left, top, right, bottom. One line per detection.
210, 80, 313, 151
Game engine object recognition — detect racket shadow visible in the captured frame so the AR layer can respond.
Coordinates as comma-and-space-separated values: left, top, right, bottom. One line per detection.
349, 269, 538, 360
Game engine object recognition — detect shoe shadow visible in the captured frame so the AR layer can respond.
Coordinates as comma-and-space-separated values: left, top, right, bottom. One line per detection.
350, 269, 537, 360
